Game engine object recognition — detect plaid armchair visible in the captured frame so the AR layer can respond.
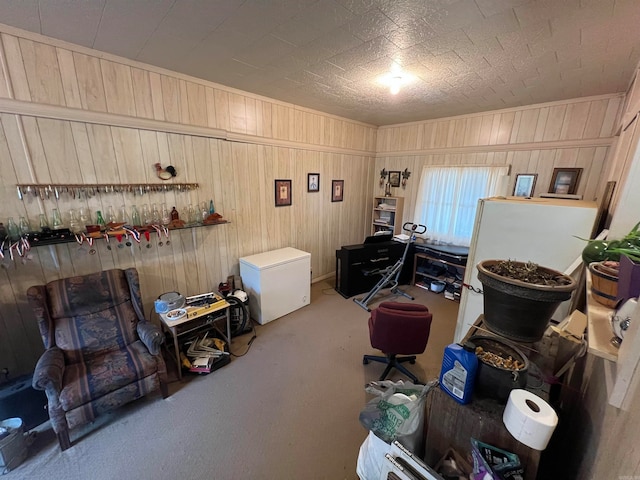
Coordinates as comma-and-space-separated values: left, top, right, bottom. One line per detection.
27, 268, 168, 450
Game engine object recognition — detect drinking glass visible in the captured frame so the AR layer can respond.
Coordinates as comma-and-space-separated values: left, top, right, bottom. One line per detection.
68, 209, 81, 233
131, 205, 141, 226
161, 204, 170, 225
6, 217, 20, 238
39, 213, 49, 230
18, 216, 31, 234
51, 208, 63, 230
151, 203, 160, 224
119, 205, 129, 224
79, 207, 90, 225
201, 202, 208, 222
106, 205, 117, 224
141, 204, 151, 225
187, 204, 196, 224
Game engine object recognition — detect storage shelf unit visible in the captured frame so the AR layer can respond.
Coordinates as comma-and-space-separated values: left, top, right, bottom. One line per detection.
371, 196, 404, 235
412, 251, 467, 301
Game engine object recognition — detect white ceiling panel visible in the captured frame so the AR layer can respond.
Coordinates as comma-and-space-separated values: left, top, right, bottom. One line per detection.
0, 0, 639, 125
93, 0, 174, 57
38, 0, 105, 47
0, 0, 40, 32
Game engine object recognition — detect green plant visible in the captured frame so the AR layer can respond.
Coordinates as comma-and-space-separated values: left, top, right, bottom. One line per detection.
581, 222, 640, 264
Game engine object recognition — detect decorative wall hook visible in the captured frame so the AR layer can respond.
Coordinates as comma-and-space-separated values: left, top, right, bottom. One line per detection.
379, 168, 388, 186
401, 168, 411, 187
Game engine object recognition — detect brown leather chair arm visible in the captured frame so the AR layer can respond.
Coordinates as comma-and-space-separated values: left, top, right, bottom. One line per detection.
137, 321, 164, 355
32, 347, 64, 393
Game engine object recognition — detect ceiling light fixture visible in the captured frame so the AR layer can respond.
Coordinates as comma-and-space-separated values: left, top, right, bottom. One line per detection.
389, 76, 403, 95
378, 66, 415, 96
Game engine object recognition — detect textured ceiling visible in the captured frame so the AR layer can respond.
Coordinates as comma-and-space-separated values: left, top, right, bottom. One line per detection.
1, 0, 639, 126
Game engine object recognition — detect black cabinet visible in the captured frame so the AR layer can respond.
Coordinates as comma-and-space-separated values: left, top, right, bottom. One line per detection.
335, 241, 413, 298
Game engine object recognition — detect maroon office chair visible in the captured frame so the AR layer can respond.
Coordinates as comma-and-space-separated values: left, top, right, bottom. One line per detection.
363, 302, 432, 384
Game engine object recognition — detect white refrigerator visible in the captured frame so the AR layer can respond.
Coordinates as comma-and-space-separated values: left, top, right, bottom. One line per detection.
454, 196, 598, 342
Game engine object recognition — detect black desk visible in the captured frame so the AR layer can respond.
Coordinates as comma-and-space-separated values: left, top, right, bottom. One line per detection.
335, 240, 412, 298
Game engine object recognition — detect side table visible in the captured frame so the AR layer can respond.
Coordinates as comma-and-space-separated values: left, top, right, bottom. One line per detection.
159, 296, 231, 380
423, 315, 561, 480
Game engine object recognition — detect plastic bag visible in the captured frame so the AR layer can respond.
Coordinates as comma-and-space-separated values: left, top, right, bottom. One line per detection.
356, 430, 391, 480
471, 438, 524, 480
359, 380, 434, 453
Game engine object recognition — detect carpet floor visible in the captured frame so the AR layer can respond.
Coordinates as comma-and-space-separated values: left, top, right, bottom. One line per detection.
7, 280, 458, 480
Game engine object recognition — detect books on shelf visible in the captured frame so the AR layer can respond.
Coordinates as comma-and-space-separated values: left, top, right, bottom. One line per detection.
377, 202, 396, 211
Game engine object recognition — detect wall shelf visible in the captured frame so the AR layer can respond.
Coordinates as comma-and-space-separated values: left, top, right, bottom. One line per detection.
585, 269, 640, 410
585, 269, 619, 362
3, 221, 229, 250
16, 183, 199, 200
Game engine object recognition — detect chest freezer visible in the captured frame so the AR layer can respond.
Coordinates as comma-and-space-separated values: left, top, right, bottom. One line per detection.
239, 247, 311, 325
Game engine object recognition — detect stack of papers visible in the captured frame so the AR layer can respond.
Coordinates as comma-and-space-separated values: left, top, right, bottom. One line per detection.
186, 332, 228, 373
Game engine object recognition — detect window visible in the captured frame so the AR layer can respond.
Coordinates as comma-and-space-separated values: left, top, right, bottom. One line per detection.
413, 165, 508, 246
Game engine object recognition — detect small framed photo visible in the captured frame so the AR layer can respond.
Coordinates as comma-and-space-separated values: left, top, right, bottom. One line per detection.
331, 180, 344, 202
275, 179, 292, 207
513, 173, 537, 197
549, 168, 582, 194
307, 173, 320, 192
388, 170, 401, 188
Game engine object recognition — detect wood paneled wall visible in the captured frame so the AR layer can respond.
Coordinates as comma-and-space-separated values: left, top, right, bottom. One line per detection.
0, 23, 634, 386
0, 28, 376, 376
568, 64, 640, 480
375, 96, 623, 224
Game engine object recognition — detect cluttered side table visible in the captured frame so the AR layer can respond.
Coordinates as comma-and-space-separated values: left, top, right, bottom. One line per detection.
423, 316, 564, 480
158, 293, 231, 380
424, 386, 541, 480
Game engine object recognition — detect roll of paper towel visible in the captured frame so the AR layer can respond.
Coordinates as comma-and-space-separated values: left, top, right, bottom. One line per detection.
502, 389, 558, 451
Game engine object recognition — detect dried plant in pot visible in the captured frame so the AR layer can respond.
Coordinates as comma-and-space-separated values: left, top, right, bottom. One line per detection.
477, 260, 577, 342
469, 335, 529, 403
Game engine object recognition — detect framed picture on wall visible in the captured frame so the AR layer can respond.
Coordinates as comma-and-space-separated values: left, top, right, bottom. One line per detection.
513, 173, 537, 197
307, 173, 320, 192
331, 180, 344, 202
275, 179, 292, 207
548, 168, 582, 194
388, 170, 401, 187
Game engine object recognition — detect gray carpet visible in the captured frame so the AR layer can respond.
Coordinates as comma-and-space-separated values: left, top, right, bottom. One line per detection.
7, 281, 458, 480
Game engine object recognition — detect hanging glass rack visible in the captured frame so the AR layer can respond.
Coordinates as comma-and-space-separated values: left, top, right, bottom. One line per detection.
16, 183, 199, 200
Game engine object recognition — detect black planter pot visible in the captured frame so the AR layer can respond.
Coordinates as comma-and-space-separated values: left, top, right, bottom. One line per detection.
469, 335, 529, 403
477, 260, 577, 342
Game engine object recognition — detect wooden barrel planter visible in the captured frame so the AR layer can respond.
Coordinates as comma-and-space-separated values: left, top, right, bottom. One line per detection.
589, 261, 619, 308
477, 260, 577, 343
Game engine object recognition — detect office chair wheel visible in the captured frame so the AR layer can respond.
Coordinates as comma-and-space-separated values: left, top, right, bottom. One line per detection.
363, 357, 369, 365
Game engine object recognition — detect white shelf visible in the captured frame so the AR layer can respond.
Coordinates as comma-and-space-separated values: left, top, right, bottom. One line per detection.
585, 270, 619, 362
372, 196, 404, 235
